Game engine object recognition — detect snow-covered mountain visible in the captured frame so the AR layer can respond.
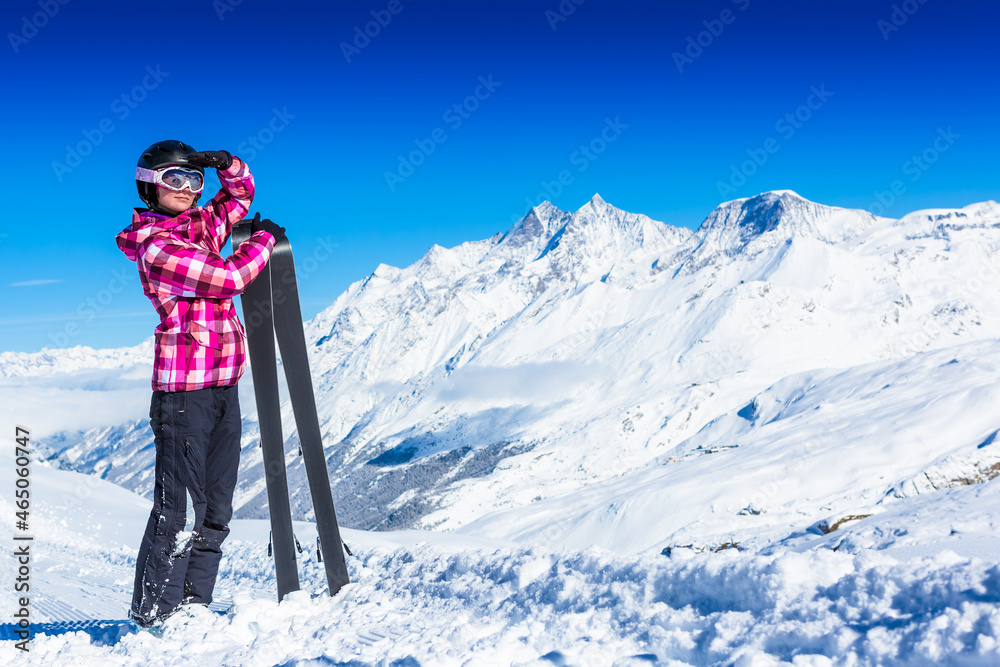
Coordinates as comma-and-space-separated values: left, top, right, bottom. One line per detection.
8, 190, 1000, 558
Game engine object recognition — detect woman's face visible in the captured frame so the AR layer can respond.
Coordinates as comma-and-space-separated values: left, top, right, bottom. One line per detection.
156, 185, 196, 214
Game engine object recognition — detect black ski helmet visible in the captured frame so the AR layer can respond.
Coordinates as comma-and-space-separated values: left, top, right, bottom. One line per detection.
135, 140, 204, 209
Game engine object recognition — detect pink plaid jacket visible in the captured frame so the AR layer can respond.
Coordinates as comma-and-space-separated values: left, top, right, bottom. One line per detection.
116, 156, 275, 392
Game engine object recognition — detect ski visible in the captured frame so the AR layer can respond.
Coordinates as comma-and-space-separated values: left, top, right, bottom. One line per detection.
267, 235, 352, 596
233, 221, 300, 600
233, 221, 350, 600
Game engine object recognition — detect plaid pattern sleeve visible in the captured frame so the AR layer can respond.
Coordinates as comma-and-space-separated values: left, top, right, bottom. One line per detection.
140, 230, 276, 299
201, 156, 255, 248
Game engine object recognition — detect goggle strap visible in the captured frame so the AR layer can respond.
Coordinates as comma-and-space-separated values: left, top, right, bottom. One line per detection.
136, 166, 157, 184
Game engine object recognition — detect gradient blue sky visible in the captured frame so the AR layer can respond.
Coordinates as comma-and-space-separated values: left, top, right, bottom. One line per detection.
2, 0, 998, 352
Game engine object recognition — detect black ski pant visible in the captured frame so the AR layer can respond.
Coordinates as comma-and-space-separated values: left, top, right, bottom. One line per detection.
130, 385, 241, 625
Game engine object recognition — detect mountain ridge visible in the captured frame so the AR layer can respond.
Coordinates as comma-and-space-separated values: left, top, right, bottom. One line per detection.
9, 190, 1000, 558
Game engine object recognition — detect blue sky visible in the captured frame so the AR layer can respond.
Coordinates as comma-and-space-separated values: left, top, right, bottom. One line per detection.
2, 0, 998, 353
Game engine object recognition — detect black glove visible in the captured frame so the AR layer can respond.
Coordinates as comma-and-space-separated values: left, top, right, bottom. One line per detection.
187, 150, 233, 170
250, 212, 286, 244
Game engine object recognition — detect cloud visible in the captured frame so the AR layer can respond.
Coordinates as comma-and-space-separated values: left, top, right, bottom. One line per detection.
0, 369, 150, 439
8, 279, 62, 287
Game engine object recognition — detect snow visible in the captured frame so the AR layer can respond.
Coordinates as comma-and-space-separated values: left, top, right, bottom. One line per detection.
3, 464, 1000, 665
452, 340, 1000, 555
5, 191, 1000, 663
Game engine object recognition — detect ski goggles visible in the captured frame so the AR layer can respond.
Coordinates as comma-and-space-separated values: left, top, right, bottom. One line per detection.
135, 166, 205, 193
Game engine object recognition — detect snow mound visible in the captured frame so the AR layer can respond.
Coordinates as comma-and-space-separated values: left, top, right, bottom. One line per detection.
6, 544, 1000, 665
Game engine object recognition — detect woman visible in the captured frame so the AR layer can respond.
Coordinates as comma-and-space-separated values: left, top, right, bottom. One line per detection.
116, 139, 284, 628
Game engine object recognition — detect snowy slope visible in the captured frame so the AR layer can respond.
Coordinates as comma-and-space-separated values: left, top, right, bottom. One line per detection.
459, 340, 1000, 555
3, 464, 1000, 666
7, 191, 1000, 561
